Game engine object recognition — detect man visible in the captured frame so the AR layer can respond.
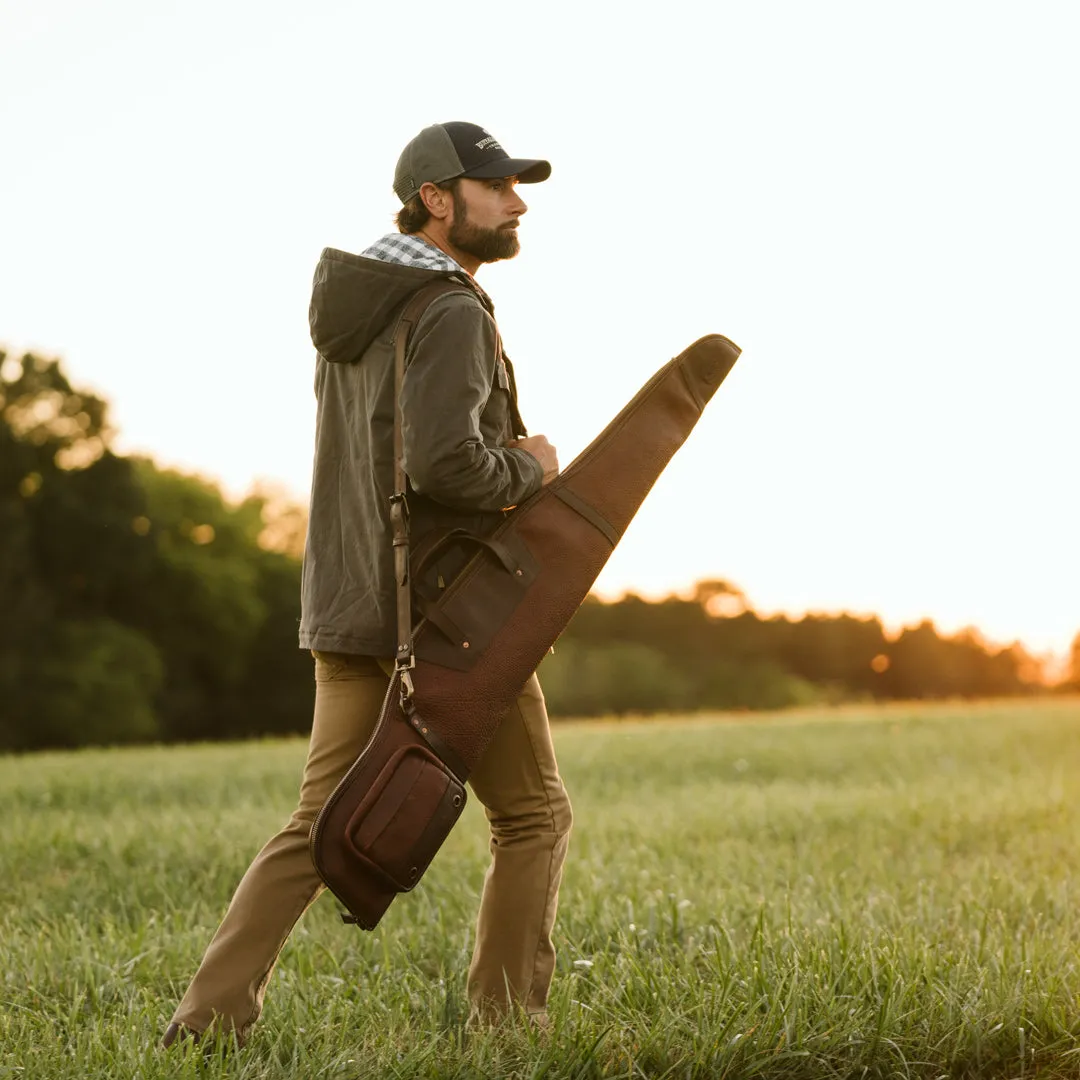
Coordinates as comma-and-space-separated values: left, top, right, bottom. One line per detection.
163, 122, 572, 1048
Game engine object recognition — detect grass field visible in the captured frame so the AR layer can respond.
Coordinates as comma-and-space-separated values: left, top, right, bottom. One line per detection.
3, 698, 1080, 1079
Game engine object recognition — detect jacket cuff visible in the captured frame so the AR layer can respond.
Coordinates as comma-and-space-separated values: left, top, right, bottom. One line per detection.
508, 446, 545, 494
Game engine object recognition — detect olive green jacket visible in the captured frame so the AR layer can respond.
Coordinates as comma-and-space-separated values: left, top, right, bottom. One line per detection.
299, 247, 543, 656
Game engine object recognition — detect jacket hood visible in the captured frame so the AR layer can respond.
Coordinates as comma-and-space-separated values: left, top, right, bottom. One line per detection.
308, 247, 460, 364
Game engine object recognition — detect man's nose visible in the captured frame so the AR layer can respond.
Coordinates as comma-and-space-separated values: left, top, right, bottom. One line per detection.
511, 191, 528, 216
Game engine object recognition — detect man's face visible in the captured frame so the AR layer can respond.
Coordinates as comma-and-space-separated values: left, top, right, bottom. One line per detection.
449, 177, 528, 264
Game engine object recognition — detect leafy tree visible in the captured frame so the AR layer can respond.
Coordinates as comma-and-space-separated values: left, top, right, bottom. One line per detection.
0, 350, 311, 748
220, 535, 313, 739
540, 642, 684, 716
15, 619, 163, 749
0, 352, 163, 747
117, 464, 316, 741
1066, 633, 1080, 690
779, 614, 889, 698
551, 594, 1036, 716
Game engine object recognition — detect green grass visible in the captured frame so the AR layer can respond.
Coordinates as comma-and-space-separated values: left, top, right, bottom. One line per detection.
3, 698, 1080, 1078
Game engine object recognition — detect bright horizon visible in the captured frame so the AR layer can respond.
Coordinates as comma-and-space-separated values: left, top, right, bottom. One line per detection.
2, 1, 1077, 660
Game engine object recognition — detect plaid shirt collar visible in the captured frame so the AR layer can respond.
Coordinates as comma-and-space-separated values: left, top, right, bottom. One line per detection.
362, 232, 462, 273
361, 233, 493, 310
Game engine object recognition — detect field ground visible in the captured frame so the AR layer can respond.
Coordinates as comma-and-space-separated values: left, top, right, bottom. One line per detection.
3, 698, 1080, 1078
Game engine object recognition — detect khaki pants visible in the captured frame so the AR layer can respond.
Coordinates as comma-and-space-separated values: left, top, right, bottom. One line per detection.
171, 653, 572, 1040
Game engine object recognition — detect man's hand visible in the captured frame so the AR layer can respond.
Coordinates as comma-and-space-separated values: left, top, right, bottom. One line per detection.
508, 435, 559, 486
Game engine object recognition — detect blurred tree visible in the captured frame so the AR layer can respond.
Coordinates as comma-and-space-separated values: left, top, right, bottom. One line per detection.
15, 619, 163, 749
693, 578, 747, 617
779, 613, 888, 697
0, 350, 311, 748
251, 480, 308, 559
125, 462, 313, 741
863, 620, 1030, 700
223, 544, 313, 738
0, 350, 110, 465
551, 596, 1036, 717
1067, 633, 1080, 689
120, 472, 312, 741
540, 641, 683, 716
0, 351, 162, 745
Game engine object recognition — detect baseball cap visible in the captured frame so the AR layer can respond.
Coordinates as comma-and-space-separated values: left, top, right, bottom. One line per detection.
393, 122, 551, 204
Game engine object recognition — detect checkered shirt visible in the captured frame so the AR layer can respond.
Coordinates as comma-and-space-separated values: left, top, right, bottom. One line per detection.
361, 233, 462, 273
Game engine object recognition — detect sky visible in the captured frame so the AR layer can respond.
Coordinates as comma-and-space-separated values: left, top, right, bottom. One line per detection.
1, 0, 1077, 659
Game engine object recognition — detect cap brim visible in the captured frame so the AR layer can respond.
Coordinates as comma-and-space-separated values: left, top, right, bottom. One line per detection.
460, 157, 551, 184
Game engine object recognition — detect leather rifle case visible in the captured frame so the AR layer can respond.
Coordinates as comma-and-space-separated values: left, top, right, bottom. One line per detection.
310, 332, 742, 928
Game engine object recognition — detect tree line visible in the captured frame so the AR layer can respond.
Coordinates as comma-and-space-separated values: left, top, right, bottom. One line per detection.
1, 351, 1074, 751
0, 351, 311, 751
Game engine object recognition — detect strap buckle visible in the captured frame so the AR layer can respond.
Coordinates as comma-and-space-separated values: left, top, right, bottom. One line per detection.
397, 660, 415, 708
388, 491, 409, 534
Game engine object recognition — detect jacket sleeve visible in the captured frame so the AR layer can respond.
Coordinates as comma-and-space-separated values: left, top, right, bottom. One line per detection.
399, 296, 544, 511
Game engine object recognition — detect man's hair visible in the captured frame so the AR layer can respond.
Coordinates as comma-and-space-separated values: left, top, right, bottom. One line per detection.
395, 177, 461, 234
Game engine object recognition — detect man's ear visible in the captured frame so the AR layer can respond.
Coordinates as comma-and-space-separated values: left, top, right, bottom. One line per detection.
419, 182, 453, 221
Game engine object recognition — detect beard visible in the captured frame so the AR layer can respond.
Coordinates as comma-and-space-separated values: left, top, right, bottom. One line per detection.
448, 188, 520, 264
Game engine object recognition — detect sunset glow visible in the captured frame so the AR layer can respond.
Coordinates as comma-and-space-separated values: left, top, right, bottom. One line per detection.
2, 0, 1077, 659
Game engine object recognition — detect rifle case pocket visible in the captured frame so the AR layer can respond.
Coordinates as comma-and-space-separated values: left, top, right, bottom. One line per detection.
343, 744, 467, 893
413, 530, 539, 672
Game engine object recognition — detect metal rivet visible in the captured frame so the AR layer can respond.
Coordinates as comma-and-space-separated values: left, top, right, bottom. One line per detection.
462, 641, 470, 649
515, 569, 523, 577
452, 795, 462, 807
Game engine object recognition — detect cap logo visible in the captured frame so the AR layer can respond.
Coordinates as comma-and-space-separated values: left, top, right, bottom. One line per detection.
475, 135, 501, 152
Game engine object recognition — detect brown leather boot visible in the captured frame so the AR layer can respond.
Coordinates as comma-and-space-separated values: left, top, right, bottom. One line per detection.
162, 1020, 245, 1054
161, 1022, 200, 1049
